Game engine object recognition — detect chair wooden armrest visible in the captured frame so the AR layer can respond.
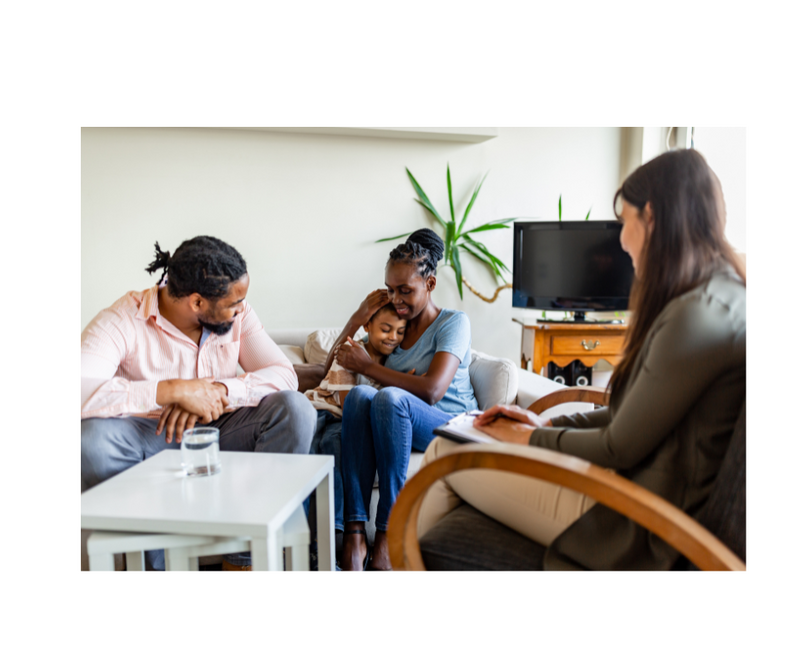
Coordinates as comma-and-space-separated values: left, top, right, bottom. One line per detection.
387, 446, 745, 572
527, 385, 608, 414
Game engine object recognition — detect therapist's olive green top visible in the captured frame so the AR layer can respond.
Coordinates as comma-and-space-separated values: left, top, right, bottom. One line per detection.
530, 264, 746, 570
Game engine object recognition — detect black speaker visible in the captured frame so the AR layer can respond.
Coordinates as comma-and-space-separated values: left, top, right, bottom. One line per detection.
547, 361, 593, 387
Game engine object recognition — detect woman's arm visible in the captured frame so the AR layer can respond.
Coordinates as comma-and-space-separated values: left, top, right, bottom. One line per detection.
323, 290, 389, 375
336, 339, 460, 406
529, 294, 744, 469
472, 404, 551, 443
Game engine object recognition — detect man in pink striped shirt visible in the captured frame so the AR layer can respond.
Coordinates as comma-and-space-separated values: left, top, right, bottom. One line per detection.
81, 236, 316, 570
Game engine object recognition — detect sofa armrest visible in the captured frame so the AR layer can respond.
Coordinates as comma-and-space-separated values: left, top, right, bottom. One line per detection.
514, 368, 594, 419
294, 363, 326, 393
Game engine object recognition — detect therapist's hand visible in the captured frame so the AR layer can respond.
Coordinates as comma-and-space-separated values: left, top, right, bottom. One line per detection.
474, 416, 536, 445
473, 404, 552, 429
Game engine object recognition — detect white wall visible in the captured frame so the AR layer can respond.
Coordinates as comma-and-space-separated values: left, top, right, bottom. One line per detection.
81, 127, 623, 362
693, 127, 746, 253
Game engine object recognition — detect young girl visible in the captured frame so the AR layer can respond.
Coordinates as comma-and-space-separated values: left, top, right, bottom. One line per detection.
307, 304, 407, 542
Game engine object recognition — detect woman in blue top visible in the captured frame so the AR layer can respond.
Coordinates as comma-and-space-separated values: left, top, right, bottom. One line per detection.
331, 229, 478, 570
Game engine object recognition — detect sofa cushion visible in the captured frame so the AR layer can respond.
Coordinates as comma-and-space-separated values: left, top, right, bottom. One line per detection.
468, 349, 518, 410
419, 503, 546, 571
305, 327, 367, 365
279, 344, 306, 365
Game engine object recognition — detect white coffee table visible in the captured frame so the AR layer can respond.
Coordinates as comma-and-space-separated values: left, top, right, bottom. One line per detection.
81, 450, 334, 571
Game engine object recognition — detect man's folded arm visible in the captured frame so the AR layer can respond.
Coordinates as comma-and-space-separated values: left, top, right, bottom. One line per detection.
81, 352, 161, 418
215, 306, 298, 407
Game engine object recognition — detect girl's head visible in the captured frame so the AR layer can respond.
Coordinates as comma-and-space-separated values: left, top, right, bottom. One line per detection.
364, 303, 407, 356
610, 149, 745, 398
385, 228, 445, 321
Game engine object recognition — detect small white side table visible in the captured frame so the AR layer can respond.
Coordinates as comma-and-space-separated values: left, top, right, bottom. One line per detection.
81, 451, 334, 571
87, 503, 310, 571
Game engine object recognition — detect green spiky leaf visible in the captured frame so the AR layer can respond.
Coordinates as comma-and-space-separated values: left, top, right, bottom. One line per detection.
451, 244, 464, 299
461, 244, 506, 281
444, 220, 456, 265
447, 163, 455, 225
463, 219, 514, 235
413, 199, 446, 230
458, 243, 504, 282
407, 168, 447, 226
558, 194, 562, 222
376, 231, 413, 242
463, 235, 510, 273
585, 206, 592, 221
457, 172, 488, 235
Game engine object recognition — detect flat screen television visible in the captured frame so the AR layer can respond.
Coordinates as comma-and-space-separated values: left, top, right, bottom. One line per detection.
512, 220, 634, 322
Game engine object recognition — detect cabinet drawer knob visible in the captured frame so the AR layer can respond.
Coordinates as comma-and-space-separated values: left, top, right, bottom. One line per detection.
581, 339, 600, 351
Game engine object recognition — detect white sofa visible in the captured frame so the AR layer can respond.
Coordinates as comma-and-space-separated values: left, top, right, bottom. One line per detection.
271, 328, 594, 543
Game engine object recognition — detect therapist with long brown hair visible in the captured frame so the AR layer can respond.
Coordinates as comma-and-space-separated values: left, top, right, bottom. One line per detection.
417, 149, 746, 570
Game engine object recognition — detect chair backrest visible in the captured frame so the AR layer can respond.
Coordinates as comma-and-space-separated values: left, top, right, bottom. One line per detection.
694, 400, 746, 564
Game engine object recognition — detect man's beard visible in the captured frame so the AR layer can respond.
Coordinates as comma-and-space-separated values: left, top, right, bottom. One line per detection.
198, 316, 235, 336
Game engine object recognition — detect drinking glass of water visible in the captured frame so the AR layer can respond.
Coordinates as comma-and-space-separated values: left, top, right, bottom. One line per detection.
180, 427, 222, 477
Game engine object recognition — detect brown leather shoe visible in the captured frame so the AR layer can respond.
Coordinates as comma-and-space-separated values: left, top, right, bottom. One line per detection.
221, 559, 251, 571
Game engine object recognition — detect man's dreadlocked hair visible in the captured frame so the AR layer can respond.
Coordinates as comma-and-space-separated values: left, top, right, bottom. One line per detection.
387, 228, 444, 278
145, 236, 248, 300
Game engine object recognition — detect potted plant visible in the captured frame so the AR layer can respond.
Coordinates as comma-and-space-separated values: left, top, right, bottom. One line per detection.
377, 164, 514, 301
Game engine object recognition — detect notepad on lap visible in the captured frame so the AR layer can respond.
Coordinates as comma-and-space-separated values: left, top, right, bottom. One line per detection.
433, 412, 496, 444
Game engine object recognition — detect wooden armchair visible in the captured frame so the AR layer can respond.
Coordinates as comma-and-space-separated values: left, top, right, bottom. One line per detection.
387, 387, 746, 571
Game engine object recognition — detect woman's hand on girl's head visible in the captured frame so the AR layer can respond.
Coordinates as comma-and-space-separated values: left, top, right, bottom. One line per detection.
336, 337, 372, 374
473, 404, 551, 429
353, 289, 390, 326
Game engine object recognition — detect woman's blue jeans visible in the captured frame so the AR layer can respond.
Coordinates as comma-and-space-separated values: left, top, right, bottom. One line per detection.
341, 386, 453, 532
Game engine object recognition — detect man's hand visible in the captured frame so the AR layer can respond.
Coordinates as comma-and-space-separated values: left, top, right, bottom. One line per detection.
158, 378, 229, 423
336, 337, 372, 375
156, 405, 202, 444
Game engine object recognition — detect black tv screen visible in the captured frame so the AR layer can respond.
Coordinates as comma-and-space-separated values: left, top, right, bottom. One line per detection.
512, 221, 634, 312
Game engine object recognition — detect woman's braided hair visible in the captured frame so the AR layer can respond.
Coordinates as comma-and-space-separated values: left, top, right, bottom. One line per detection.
145, 236, 248, 300
387, 228, 444, 278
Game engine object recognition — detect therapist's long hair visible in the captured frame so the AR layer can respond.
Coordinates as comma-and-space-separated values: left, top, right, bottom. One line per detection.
610, 149, 745, 400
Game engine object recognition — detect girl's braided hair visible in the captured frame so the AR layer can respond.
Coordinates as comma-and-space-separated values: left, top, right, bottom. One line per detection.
145, 235, 248, 300
387, 228, 444, 278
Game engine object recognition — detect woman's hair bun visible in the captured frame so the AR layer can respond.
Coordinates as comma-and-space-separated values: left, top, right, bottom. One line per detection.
406, 228, 444, 265
387, 228, 444, 279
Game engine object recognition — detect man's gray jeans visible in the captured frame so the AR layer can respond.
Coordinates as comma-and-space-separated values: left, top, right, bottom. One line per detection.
81, 390, 317, 570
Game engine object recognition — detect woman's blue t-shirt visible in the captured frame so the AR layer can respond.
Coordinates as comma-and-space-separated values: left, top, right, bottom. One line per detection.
385, 309, 478, 415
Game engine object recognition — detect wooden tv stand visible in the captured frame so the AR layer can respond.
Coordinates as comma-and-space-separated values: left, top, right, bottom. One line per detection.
513, 319, 628, 374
